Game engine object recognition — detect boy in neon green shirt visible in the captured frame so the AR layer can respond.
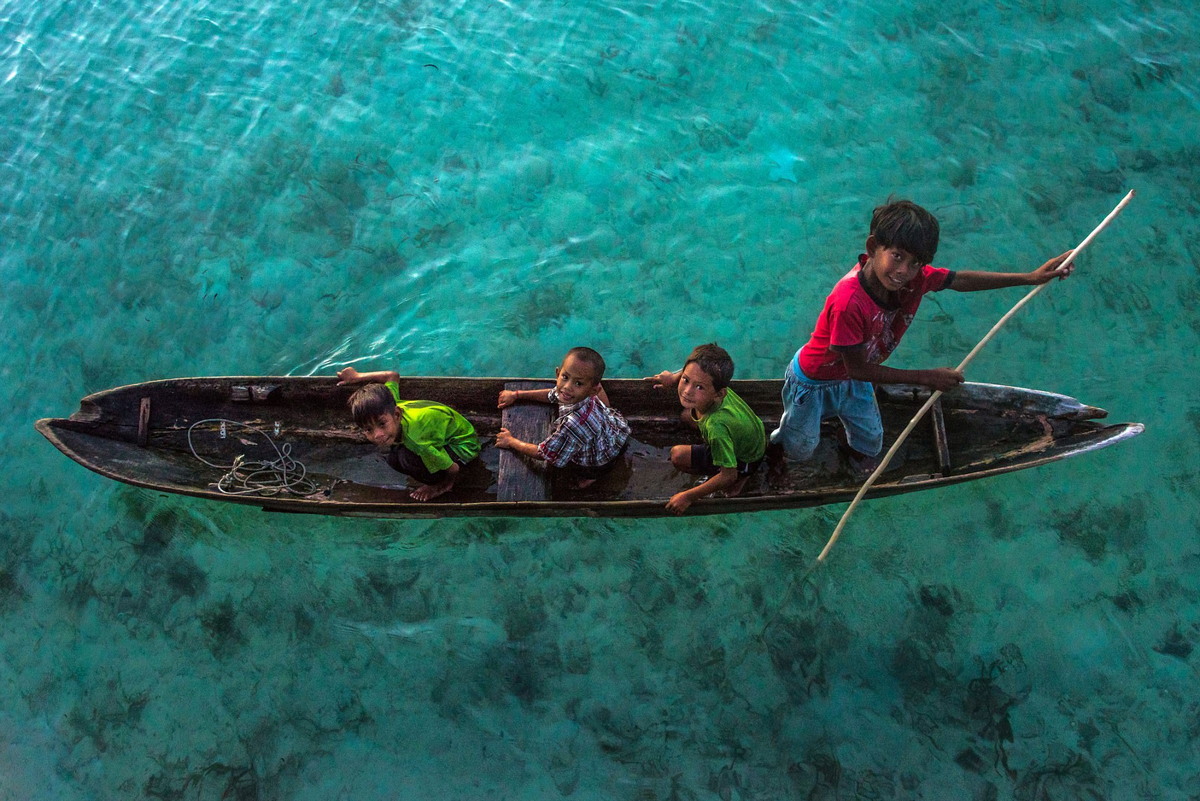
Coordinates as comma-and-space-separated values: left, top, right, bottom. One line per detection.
645, 343, 766, 514
337, 367, 480, 501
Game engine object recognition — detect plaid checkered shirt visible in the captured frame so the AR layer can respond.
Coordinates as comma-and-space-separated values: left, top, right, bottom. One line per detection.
537, 390, 631, 468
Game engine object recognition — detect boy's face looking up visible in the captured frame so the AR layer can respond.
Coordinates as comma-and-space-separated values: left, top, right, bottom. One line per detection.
677, 362, 725, 417
862, 235, 923, 295
554, 353, 601, 405
360, 409, 401, 448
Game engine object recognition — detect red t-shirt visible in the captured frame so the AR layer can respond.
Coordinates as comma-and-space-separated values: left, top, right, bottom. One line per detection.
798, 256, 953, 380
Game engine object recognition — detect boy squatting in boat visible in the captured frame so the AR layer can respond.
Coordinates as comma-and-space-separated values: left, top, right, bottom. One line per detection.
645, 343, 766, 514
337, 367, 480, 502
493, 346, 632, 489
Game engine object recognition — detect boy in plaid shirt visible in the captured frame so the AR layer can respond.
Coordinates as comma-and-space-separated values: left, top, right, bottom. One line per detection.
495, 347, 631, 487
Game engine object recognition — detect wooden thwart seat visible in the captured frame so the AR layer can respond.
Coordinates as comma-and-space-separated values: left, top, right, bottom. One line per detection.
497, 381, 554, 502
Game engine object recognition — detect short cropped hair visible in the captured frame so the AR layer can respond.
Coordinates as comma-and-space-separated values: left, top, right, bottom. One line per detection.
870, 198, 940, 266
684, 343, 734, 390
565, 346, 606, 383
348, 383, 397, 428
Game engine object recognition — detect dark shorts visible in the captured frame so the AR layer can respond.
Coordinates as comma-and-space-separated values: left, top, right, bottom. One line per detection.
690, 444, 763, 478
388, 445, 472, 485
559, 441, 629, 481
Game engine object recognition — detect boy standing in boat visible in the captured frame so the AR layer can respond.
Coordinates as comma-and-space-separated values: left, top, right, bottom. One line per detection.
337, 367, 480, 501
771, 198, 1074, 472
494, 347, 631, 488
646, 343, 766, 514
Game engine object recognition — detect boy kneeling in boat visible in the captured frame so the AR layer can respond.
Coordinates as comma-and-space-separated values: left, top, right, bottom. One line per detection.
338, 368, 481, 501
770, 198, 1074, 475
494, 347, 631, 489
646, 343, 766, 514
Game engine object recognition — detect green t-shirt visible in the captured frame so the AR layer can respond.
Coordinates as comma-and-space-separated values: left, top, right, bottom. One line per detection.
386, 381, 480, 473
697, 388, 766, 468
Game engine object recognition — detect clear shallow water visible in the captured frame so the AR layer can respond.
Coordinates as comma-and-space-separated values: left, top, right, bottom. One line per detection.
2, 0, 1197, 797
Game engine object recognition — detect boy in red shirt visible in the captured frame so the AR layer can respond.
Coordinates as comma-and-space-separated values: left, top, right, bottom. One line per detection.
771, 198, 1074, 472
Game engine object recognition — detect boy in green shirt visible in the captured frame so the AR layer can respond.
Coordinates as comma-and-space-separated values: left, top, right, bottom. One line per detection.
646, 343, 766, 514
337, 367, 480, 501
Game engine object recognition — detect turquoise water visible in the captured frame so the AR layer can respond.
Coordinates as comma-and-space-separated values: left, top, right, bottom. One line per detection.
2, 0, 1197, 795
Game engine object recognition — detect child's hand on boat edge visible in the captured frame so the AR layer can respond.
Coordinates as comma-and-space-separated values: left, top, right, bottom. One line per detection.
666, 491, 693, 515
644, 370, 680, 390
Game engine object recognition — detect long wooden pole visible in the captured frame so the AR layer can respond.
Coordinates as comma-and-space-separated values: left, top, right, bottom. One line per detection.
813, 189, 1136, 566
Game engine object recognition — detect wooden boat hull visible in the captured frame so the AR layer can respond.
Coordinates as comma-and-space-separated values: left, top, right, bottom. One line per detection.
35, 377, 1143, 519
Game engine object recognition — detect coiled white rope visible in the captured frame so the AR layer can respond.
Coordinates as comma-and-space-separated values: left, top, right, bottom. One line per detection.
187, 418, 326, 497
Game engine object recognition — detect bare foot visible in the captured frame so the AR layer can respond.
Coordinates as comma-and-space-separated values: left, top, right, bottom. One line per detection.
836, 429, 879, 477
844, 451, 881, 478
409, 481, 453, 501
574, 478, 597, 489
714, 476, 750, 499
765, 442, 787, 480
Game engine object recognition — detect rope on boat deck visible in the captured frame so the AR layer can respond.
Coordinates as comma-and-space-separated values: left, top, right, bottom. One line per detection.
187, 418, 328, 497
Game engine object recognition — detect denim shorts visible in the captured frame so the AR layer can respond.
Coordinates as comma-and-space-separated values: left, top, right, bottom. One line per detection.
768, 359, 883, 460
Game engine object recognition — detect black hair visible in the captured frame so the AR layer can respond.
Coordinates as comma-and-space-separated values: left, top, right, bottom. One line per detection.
348, 383, 397, 428
565, 346, 606, 383
683, 343, 734, 390
870, 198, 940, 266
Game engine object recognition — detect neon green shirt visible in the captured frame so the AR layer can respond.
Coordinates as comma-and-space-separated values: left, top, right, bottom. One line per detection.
697, 388, 766, 468
386, 381, 480, 473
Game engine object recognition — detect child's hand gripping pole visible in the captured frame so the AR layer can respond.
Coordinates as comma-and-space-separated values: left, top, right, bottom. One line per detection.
813, 189, 1136, 567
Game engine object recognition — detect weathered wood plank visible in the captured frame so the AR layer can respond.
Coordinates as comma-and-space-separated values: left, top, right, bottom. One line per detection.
497, 381, 554, 502
137, 397, 151, 447
930, 396, 951, 476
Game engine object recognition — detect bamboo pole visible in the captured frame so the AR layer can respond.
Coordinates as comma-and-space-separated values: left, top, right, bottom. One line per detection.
813, 189, 1136, 566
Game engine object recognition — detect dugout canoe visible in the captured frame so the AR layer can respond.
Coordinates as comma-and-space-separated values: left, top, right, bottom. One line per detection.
35, 376, 1143, 519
